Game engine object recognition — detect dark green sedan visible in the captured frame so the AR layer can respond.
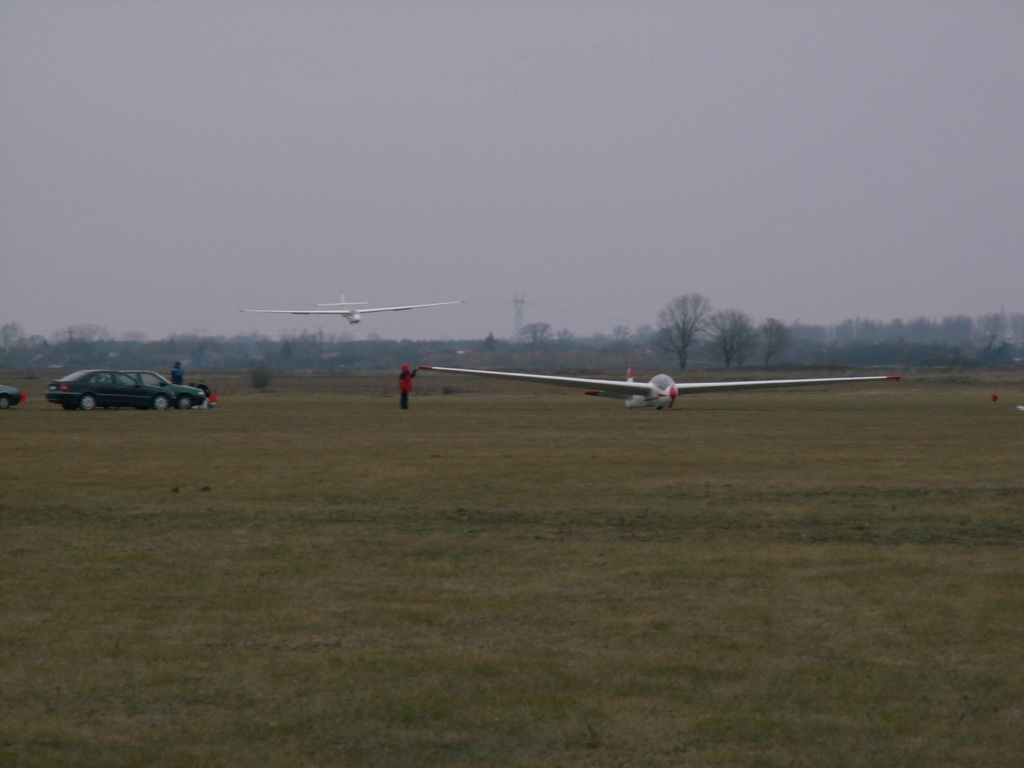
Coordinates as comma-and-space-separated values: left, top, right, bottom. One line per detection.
122, 370, 207, 409
46, 370, 175, 411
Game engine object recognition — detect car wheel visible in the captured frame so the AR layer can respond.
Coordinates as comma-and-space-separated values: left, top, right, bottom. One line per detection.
151, 393, 171, 411
78, 393, 97, 411
0, 395, 10, 409
176, 394, 193, 410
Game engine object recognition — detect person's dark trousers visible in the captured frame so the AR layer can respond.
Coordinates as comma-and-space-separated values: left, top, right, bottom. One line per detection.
401, 392, 409, 409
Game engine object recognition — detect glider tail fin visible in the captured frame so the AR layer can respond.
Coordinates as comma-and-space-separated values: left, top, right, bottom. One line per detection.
316, 291, 370, 308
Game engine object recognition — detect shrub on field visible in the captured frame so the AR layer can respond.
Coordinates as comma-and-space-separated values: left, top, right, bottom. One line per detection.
250, 363, 271, 390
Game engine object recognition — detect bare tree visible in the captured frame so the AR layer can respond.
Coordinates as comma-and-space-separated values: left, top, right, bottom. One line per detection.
1, 322, 25, 354
708, 310, 757, 368
941, 314, 975, 345
977, 312, 1007, 347
1009, 313, 1024, 352
518, 322, 552, 349
759, 318, 792, 367
655, 293, 711, 370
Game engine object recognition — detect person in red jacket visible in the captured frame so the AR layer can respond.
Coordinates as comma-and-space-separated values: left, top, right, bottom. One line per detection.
398, 363, 416, 410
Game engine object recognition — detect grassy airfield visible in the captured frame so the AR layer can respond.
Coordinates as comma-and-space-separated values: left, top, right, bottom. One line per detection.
3, 369, 1023, 767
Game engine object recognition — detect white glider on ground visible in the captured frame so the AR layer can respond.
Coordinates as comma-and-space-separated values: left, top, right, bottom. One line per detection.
418, 365, 900, 410
242, 293, 463, 325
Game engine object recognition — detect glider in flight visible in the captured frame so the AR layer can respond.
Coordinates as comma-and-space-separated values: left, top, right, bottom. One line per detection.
242, 292, 463, 325
418, 365, 900, 410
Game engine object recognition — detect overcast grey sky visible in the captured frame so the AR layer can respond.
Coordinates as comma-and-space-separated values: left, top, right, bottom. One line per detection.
2, 1, 1022, 342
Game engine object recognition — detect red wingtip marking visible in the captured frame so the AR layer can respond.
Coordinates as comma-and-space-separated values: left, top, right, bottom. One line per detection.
888, 376, 901, 381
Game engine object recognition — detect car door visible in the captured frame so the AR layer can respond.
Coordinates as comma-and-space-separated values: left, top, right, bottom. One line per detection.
110, 371, 150, 408
84, 371, 126, 407
134, 371, 178, 402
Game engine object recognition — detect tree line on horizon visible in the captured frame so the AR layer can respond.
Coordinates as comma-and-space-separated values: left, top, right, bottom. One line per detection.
1, 295, 1021, 372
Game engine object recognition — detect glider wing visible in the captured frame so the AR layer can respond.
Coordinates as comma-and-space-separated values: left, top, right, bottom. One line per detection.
677, 375, 900, 394
241, 308, 354, 315
357, 301, 464, 314
419, 366, 652, 398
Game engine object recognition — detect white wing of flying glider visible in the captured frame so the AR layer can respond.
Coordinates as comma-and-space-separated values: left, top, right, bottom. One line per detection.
242, 293, 462, 324
339, 301, 463, 314
242, 301, 462, 316
418, 366, 900, 410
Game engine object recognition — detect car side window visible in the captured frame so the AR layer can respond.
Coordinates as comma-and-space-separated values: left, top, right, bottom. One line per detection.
92, 372, 112, 385
112, 372, 136, 387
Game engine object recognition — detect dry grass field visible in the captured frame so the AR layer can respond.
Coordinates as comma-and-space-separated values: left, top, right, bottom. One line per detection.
3, 368, 1023, 767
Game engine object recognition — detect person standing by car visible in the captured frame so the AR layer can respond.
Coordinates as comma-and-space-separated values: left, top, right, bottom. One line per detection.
398, 363, 416, 410
170, 361, 184, 385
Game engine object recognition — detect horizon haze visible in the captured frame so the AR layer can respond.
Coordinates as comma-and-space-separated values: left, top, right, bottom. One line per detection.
2, 1, 1022, 343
